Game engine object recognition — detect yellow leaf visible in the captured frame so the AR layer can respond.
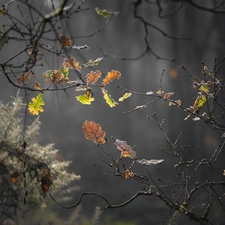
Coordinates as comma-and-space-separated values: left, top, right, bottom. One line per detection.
34, 82, 41, 90
28, 93, 45, 115
119, 92, 132, 102
102, 88, 118, 107
76, 91, 94, 105
156, 89, 164, 95
199, 85, 209, 93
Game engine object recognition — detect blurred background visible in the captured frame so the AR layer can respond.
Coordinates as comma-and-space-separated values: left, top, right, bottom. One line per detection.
0, 0, 224, 224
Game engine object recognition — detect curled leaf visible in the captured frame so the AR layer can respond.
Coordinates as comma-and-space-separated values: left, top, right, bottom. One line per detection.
95, 7, 113, 18
156, 89, 164, 95
83, 57, 103, 68
137, 159, 164, 165
114, 139, 136, 159
102, 88, 118, 107
59, 35, 72, 47
11, 171, 20, 184
17, 70, 31, 84
102, 70, 121, 86
119, 92, 132, 102
83, 121, 106, 144
34, 82, 41, 90
193, 95, 206, 109
164, 92, 174, 99
28, 93, 45, 115
122, 169, 134, 179
41, 168, 53, 192
62, 57, 82, 71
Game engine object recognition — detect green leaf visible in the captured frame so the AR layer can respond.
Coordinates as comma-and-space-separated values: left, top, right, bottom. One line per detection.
102, 88, 118, 107
28, 93, 45, 115
0, 8, 7, 17
76, 92, 95, 105
95, 7, 113, 18
59, 67, 69, 78
119, 92, 132, 102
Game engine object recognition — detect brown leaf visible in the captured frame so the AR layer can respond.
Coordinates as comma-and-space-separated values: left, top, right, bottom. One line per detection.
11, 171, 20, 184
102, 70, 121, 86
62, 57, 82, 71
59, 35, 72, 47
41, 168, 53, 192
156, 89, 164, 95
34, 82, 41, 90
164, 92, 174, 99
87, 70, 102, 85
52, 70, 64, 84
122, 169, 134, 179
114, 139, 136, 159
17, 70, 31, 84
83, 121, 106, 144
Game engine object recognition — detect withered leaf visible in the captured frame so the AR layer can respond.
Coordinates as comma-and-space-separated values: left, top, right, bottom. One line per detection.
122, 169, 134, 179
137, 159, 164, 165
83, 121, 106, 144
62, 57, 82, 71
41, 168, 53, 192
17, 70, 31, 84
102, 70, 121, 86
11, 171, 20, 184
87, 70, 102, 85
114, 139, 136, 159
59, 35, 72, 47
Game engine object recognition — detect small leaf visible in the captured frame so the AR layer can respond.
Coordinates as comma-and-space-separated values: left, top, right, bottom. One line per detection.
11, 171, 20, 184
95, 7, 113, 18
168, 101, 174, 106
122, 169, 134, 179
164, 92, 174, 98
28, 93, 45, 115
119, 92, 132, 102
102, 88, 118, 107
41, 168, 53, 192
114, 139, 136, 159
17, 70, 31, 84
59, 35, 72, 47
102, 70, 121, 86
0, 8, 7, 17
136, 159, 164, 165
199, 85, 209, 93
83, 57, 103, 68
175, 99, 181, 107
83, 120, 106, 144
76, 90, 94, 105
223, 170, 225, 176
156, 89, 164, 95
193, 95, 206, 109
72, 44, 89, 50
0, 35, 8, 51
34, 82, 41, 90
59, 66, 69, 78
62, 57, 82, 71
87, 70, 102, 85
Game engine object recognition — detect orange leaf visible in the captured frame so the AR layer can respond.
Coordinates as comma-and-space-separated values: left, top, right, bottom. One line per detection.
51, 70, 64, 84
102, 70, 121, 86
114, 139, 136, 159
62, 57, 82, 71
41, 168, 53, 192
34, 82, 41, 90
87, 70, 102, 85
59, 35, 72, 47
17, 70, 31, 84
11, 171, 20, 184
83, 121, 106, 144
164, 92, 174, 98
156, 89, 164, 95
122, 169, 134, 179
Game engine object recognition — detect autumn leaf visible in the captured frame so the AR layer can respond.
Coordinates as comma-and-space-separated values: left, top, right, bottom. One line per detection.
156, 89, 164, 95
76, 91, 95, 105
41, 168, 53, 192
59, 35, 72, 47
137, 159, 164, 165
102, 88, 118, 107
83, 121, 106, 144
119, 92, 132, 102
62, 57, 82, 71
102, 70, 121, 86
34, 82, 41, 90
83, 57, 103, 68
193, 95, 206, 109
87, 70, 102, 85
114, 139, 136, 159
59, 66, 69, 78
28, 93, 45, 115
122, 169, 134, 179
51, 70, 64, 84
223, 170, 225, 176
164, 92, 174, 99
11, 171, 20, 184
17, 70, 31, 84
72, 44, 89, 50
43, 70, 54, 82
199, 85, 209, 93
95, 7, 113, 18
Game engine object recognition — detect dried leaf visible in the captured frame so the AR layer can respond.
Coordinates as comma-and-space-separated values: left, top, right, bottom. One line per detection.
136, 159, 164, 165
34, 82, 41, 90
164, 92, 174, 98
87, 70, 102, 85
11, 171, 20, 184
102, 70, 121, 86
168, 101, 174, 106
83, 121, 106, 144
122, 169, 134, 179
28, 93, 45, 115
83, 57, 103, 68
59, 35, 72, 47
62, 57, 82, 71
175, 99, 181, 107
114, 139, 136, 159
119, 92, 132, 102
102, 88, 118, 107
17, 70, 31, 84
41, 168, 53, 192
156, 89, 164, 95
72, 44, 89, 50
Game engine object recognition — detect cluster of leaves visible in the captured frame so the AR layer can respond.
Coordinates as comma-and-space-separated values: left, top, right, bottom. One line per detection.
83, 121, 164, 179
0, 93, 80, 222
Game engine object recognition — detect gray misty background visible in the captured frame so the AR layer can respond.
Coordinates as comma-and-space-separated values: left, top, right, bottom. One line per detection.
0, 0, 224, 224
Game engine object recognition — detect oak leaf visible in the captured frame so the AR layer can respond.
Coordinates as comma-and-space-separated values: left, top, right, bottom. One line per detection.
34, 82, 41, 90
114, 139, 136, 159
83, 121, 106, 144
119, 92, 132, 102
17, 70, 31, 84
28, 93, 45, 115
59, 35, 72, 47
122, 169, 134, 179
87, 70, 102, 85
102, 70, 121, 86
76, 91, 95, 105
102, 88, 118, 107
62, 57, 82, 71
